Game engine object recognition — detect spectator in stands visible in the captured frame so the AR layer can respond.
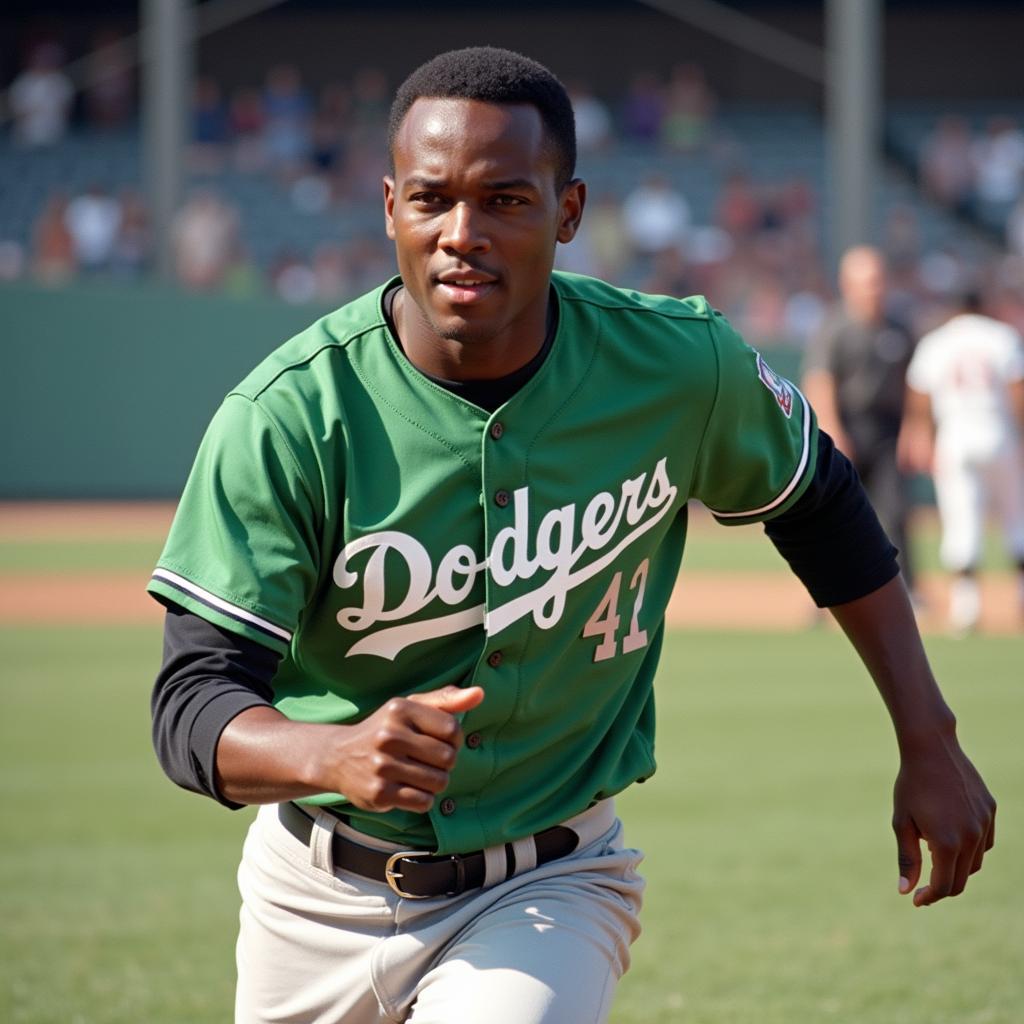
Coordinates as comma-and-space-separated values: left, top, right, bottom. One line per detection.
271, 248, 318, 305
643, 246, 697, 300
1006, 195, 1024, 258
568, 81, 612, 154
342, 136, 390, 202
660, 62, 714, 152
229, 86, 267, 172
755, 183, 789, 236
783, 275, 829, 349
110, 188, 150, 278
882, 205, 928, 328
0, 238, 26, 280
311, 82, 351, 178
803, 246, 918, 595
971, 117, 1024, 224
83, 29, 134, 130
31, 191, 76, 283
884, 204, 921, 274
7, 42, 74, 148
262, 64, 314, 175
351, 67, 390, 146
345, 233, 395, 294
622, 174, 691, 257
172, 188, 239, 290
744, 272, 790, 343
990, 272, 1024, 335
592, 194, 632, 281
65, 185, 122, 274
777, 176, 816, 232
620, 71, 665, 145
715, 171, 762, 241
920, 116, 975, 215
191, 76, 230, 173
222, 245, 262, 299
311, 242, 353, 303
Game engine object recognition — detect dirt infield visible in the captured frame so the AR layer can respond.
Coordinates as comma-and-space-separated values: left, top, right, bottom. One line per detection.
0, 501, 175, 539
1, 503, 1020, 634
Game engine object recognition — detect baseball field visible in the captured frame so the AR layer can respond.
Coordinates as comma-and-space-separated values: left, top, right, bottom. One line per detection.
1, 503, 1021, 1023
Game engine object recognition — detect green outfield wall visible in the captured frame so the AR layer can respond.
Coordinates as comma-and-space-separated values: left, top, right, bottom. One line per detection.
0, 281, 804, 499
1, 282, 330, 498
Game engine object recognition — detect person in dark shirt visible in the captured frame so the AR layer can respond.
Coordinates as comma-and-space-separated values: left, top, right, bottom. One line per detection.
803, 245, 918, 594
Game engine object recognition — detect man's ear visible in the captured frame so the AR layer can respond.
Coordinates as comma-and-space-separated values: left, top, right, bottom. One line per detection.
557, 179, 586, 244
384, 176, 396, 240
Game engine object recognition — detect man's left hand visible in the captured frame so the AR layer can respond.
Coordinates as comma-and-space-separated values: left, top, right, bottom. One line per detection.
892, 734, 996, 907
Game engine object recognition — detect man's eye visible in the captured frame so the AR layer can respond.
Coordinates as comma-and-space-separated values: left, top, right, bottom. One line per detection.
491, 195, 525, 207
411, 193, 445, 206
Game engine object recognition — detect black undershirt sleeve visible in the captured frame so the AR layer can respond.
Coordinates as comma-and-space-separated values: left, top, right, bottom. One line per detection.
151, 601, 280, 807
763, 430, 900, 607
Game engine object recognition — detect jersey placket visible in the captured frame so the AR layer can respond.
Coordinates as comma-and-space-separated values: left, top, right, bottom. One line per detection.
428, 408, 531, 853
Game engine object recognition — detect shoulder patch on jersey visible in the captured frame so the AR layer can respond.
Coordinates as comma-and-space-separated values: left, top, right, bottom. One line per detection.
756, 353, 794, 418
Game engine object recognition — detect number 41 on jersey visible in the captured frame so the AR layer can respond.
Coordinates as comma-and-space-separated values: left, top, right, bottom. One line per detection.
582, 559, 650, 662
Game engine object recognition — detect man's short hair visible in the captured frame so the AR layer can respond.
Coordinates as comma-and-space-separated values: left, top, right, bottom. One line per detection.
388, 46, 577, 191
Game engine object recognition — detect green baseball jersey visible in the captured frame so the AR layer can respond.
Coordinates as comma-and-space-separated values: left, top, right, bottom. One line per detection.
148, 271, 817, 853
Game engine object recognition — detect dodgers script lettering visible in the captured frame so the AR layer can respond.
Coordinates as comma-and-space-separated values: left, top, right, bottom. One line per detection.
332, 458, 679, 659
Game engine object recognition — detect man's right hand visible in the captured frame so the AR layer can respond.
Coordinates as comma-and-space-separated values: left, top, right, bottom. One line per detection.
329, 685, 486, 813
214, 685, 485, 810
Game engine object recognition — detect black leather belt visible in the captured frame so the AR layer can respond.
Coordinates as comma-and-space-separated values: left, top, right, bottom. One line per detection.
278, 801, 579, 899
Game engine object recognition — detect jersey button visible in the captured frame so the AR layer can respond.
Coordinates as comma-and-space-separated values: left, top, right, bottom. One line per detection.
439, 797, 456, 816
494, 489, 510, 508
466, 731, 482, 749
487, 650, 503, 668
489, 421, 505, 440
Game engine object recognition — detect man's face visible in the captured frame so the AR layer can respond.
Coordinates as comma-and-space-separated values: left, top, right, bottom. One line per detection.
840, 248, 887, 324
385, 97, 583, 351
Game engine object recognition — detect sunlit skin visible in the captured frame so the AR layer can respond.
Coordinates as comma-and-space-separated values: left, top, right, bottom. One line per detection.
384, 97, 585, 380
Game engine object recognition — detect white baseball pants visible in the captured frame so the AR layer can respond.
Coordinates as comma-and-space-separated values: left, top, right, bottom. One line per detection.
235, 800, 644, 1023
933, 441, 1024, 571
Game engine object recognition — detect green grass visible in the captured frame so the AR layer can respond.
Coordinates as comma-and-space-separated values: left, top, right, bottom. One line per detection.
1, 623, 1020, 1023
0, 625, 248, 1024
614, 631, 1023, 1023
0, 539, 164, 573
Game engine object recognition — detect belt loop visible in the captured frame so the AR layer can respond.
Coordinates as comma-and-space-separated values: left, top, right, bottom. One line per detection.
482, 844, 508, 887
309, 809, 338, 873
510, 835, 537, 875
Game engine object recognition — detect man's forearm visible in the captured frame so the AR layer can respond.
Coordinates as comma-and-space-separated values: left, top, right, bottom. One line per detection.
828, 574, 955, 751
215, 705, 335, 806
828, 573, 995, 906
216, 686, 485, 814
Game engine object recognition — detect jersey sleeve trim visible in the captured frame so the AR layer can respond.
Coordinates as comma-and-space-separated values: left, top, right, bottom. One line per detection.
149, 568, 293, 644
705, 381, 814, 520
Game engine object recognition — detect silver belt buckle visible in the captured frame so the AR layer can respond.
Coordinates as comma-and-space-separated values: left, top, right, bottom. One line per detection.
384, 850, 436, 899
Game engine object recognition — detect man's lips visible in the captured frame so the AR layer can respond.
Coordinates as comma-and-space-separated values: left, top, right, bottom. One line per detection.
434, 270, 499, 305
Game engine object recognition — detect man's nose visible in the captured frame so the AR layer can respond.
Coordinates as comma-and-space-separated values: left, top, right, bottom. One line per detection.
438, 202, 490, 254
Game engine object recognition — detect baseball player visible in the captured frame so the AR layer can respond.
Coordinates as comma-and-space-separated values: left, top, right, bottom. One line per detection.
148, 48, 995, 1024
899, 291, 1024, 631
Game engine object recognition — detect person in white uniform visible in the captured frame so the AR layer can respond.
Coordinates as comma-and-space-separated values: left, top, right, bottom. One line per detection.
899, 291, 1024, 631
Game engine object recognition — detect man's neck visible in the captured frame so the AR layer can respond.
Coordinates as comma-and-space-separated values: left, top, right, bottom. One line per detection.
392, 288, 552, 382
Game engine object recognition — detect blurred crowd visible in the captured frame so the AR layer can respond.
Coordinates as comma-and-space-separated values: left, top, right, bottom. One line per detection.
5, 40, 1024, 348
5, 38, 1024, 625
918, 115, 1024, 247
